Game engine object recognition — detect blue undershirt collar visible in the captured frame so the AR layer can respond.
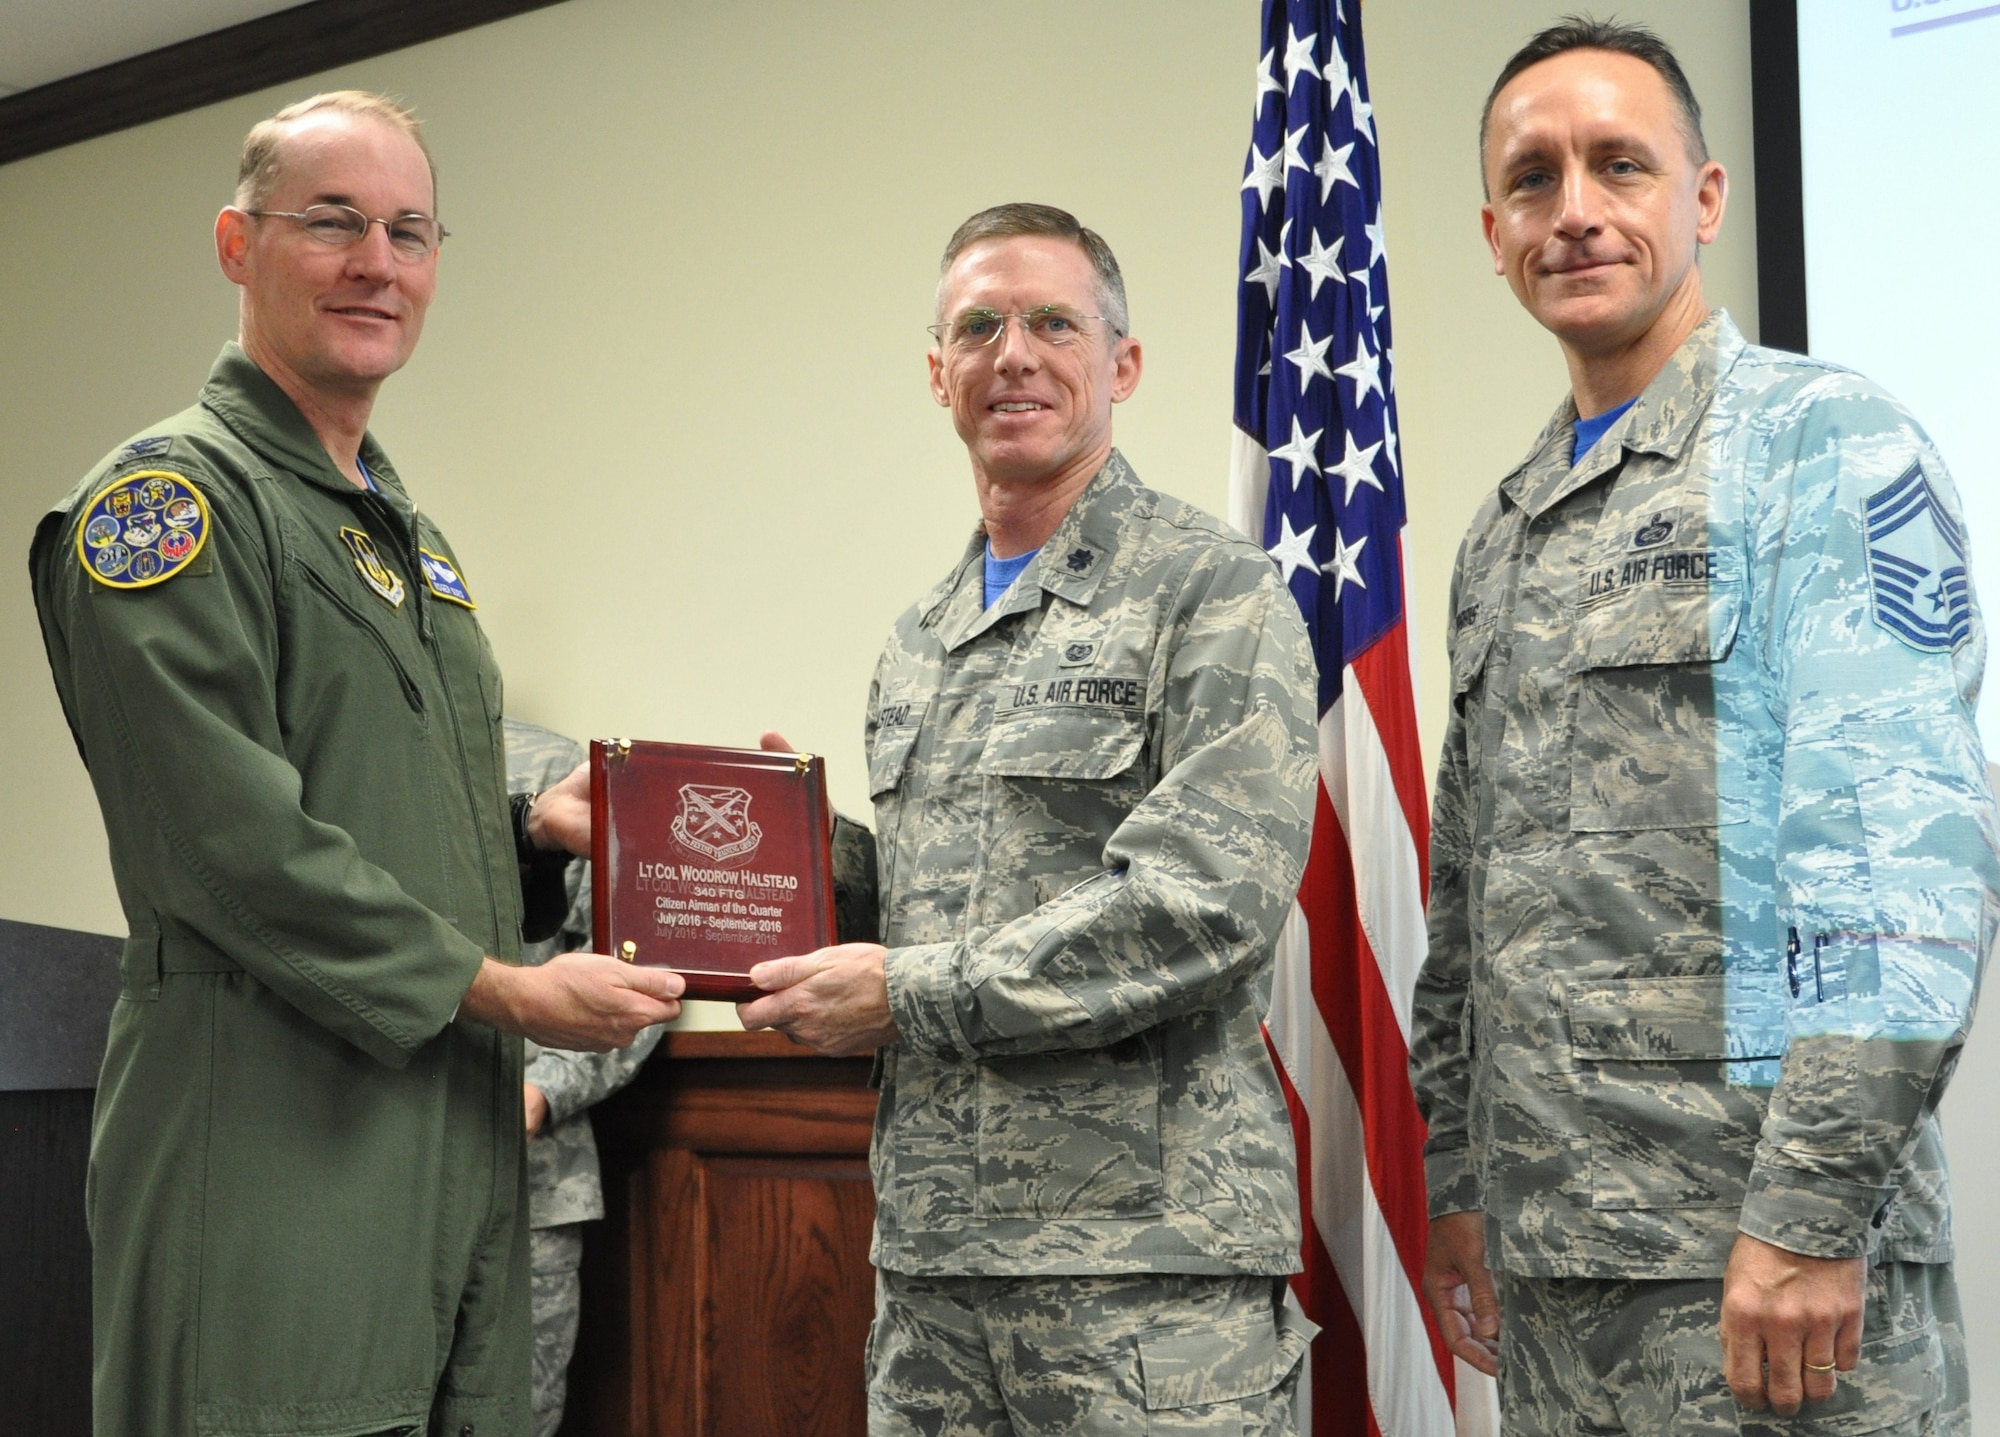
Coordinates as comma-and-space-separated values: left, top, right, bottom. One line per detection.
984, 541, 1040, 608
1572, 396, 1638, 465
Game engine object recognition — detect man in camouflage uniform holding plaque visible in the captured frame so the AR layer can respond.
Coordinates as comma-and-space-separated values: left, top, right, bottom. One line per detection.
1410, 20, 1999, 1434
739, 204, 1320, 1435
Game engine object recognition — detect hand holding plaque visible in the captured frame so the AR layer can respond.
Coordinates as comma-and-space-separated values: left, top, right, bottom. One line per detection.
589, 739, 837, 1002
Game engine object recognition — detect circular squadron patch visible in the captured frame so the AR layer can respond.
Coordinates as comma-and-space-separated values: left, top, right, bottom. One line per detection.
75, 470, 210, 589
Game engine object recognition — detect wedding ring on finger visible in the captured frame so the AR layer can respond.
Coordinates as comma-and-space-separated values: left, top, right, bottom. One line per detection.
1804, 1360, 1838, 1375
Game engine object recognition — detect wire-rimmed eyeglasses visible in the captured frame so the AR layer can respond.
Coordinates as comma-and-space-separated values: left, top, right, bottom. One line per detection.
926, 305, 1122, 353
245, 204, 449, 260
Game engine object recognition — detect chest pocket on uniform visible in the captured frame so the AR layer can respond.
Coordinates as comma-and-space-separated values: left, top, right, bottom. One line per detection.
1569, 566, 1745, 832
868, 711, 925, 798
976, 706, 1146, 780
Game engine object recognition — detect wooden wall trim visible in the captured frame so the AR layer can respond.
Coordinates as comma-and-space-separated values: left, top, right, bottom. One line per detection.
0, 0, 570, 170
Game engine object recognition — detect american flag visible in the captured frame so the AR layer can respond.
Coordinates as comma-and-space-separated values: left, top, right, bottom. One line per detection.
1228, 3, 1494, 1433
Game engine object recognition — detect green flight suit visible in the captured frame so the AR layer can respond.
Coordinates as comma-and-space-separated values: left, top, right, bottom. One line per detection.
30, 344, 532, 1437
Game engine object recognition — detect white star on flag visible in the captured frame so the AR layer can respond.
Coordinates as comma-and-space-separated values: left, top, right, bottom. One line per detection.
1284, 124, 1314, 175
1297, 228, 1344, 297
1285, 321, 1336, 391
1245, 235, 1282, 304
1365, 207, 1389, 267
1283, 26, 1319, 90
1322, 528, 1368, 592
1347, 263, 1372, 311
1315, 136, 1357, 200
1267, 512, 1318, 585
1267, 415, 1324, 488
1335, 333, 1384, 404
1328, 433, 1385, 501
1242, 143, 1285, 210
1383, 417, 1401, 475
1347, 78, 1375, 143
1255, 48, 1285, 108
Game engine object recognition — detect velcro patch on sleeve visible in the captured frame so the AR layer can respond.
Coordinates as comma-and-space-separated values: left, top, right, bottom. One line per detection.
76, 470, 211, 590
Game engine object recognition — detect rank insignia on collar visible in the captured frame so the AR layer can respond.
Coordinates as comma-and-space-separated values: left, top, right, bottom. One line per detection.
76, 470, 210, 590
1065, 547, 1095, 573
418, 548, 476, 608
339, 526, 406, 607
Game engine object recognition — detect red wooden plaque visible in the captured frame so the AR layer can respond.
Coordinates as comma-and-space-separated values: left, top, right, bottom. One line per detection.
590, 740, 836, 1002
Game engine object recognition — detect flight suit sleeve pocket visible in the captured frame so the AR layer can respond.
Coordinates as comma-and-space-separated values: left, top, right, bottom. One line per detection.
1570, 577, 1745, 831
1565, 975, 1765, 1210
976, 708, 1145, 779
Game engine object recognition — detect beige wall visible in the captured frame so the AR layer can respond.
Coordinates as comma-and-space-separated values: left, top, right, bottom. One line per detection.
5, 0, 1992, 1389
0, 0, 1761, 929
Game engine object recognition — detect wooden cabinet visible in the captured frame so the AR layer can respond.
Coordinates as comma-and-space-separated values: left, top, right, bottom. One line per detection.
565, 1031, 878, 1437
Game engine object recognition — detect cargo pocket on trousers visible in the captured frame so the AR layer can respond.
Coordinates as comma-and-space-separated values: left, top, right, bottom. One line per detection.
1139, 1304, 1313, 1437
1759, 1321, 1943, 1435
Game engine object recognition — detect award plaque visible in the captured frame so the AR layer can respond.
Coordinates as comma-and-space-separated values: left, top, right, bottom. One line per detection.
590, 739, 837, 1002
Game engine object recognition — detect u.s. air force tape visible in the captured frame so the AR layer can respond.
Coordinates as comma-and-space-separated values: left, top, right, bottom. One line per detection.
75, 470, 211, 589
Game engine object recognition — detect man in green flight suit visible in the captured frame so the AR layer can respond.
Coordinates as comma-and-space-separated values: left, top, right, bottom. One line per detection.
29, 92, 683, 1437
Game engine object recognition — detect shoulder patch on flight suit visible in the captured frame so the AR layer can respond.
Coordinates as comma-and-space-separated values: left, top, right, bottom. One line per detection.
76, 470, 211, 589
1864, 463, 1971, 654
339, 526, 406, 607
417, 548, 476, 608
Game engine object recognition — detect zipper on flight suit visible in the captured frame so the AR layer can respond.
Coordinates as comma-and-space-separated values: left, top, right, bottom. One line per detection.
373, 493, 504, 948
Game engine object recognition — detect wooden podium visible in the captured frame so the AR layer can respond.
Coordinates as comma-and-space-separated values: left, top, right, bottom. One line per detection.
564, 1030, 879, 1437
0, 917, 123, 1437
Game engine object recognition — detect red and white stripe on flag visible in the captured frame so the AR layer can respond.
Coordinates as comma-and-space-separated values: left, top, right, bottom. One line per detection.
1227, 2, 1497, 1432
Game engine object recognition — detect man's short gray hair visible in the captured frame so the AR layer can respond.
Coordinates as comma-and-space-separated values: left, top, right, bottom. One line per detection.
235, 90, 435, 212
935, 203, 1129, 338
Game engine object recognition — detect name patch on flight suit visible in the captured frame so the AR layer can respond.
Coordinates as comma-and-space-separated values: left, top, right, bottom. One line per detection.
76, 470, 211, 589
1865, 462, 1971, 654
339, 527, 406, 607
418, 548, 475, 608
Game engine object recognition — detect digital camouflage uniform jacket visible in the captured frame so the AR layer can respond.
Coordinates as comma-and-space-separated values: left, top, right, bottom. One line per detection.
31, 344, 535, 1436
852, 451, 1319, 1276
1411, 312, 2000, 1280
503, 717, 664, 1228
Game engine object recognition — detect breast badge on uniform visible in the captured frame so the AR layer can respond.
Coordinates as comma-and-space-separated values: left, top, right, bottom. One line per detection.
74, 470, 210, 590
417, 548, 476, 608
1864, 463, 1971, 654
339, 526, 406, 608
1632, 509, 1677, 548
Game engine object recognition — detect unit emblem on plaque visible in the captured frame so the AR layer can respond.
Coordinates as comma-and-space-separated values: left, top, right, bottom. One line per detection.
670, 784, 763, 866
